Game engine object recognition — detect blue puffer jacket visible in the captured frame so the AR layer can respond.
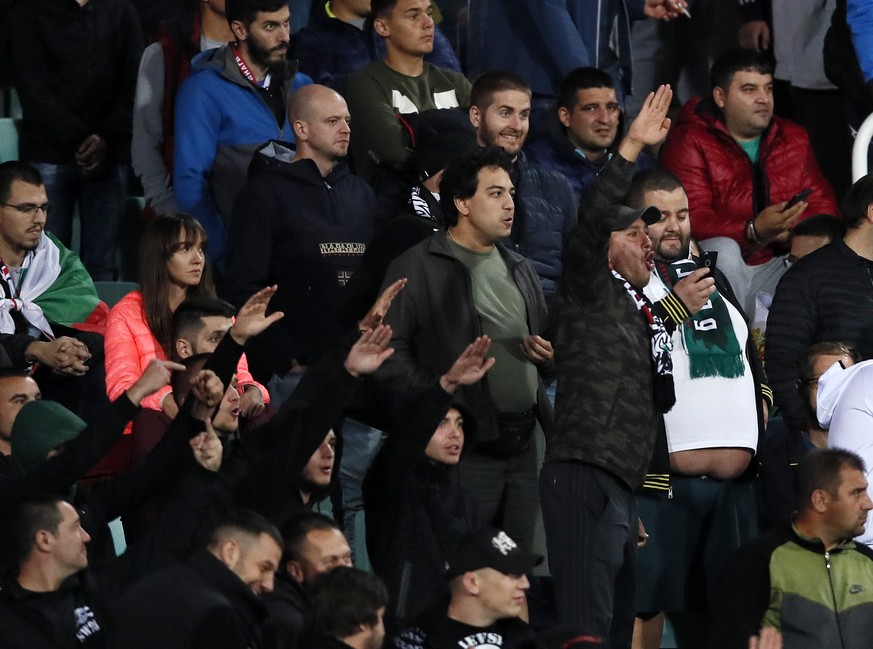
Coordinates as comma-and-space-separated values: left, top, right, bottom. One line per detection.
290, 2, 461, 94
467, 0, 646, 97
509, 153, 579, 306
173, 46, 311, 264
524, 110, 655, 203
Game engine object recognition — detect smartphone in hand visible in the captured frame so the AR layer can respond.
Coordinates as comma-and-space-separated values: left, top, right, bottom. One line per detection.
785, 188, 813, 209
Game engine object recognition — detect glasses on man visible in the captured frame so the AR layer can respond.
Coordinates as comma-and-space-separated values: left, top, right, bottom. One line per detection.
0, 202, 50, 216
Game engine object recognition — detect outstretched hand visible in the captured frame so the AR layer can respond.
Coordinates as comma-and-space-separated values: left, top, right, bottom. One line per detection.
127, 359, 186, 406
230, 285, 285, 345
439, 336, 496, 394
344, 324, 395, 377
360, 278, 407, 332
620, 84, 673, 161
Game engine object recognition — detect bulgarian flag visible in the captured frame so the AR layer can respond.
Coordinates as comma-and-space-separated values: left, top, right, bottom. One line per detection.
1, 232, 109, 337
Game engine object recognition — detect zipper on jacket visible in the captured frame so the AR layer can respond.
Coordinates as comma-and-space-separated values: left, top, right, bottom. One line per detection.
824, 551, 847, 649
397, 560, 412, 622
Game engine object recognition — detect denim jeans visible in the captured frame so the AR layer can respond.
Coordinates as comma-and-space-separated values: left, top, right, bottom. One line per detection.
338, 418, 385, 570
31, 163, 127, 280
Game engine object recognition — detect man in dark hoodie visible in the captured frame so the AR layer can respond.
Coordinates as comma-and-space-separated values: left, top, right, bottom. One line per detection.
224, 83, 377, 388
365, 336, 494, 632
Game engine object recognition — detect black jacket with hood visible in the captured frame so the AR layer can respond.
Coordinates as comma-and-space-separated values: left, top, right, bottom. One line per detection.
224, 142, 378, 381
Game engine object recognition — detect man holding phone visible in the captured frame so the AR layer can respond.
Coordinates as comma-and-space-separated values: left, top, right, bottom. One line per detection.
625, 165, 773, 649
660, 48, 839, 315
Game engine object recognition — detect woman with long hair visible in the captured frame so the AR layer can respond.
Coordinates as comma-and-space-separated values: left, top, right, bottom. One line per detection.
104, 213, 269, 421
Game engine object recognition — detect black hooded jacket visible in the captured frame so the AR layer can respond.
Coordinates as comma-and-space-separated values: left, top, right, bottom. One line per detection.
224, 142, 378, 380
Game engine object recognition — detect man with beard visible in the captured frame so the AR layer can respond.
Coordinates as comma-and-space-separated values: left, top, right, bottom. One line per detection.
173, 0, 312, 265
625, 167, 770, 648
0, 162, 108, 424
468, 71, 577, 308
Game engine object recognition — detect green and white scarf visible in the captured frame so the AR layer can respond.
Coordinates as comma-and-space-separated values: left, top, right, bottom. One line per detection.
655, 258, 744, 379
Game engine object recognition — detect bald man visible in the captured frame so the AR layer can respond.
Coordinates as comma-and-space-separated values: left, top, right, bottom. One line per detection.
224, 84, 378, 391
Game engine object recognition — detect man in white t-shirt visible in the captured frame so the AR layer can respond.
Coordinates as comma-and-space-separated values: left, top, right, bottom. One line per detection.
626, 167, 772, 649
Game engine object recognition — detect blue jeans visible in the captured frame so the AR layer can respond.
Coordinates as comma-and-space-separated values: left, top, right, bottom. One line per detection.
31, 163, 127, 280
339, 418, 384, 570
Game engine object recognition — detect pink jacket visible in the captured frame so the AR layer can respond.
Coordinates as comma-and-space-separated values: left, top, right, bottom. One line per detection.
104, 290, 269, 411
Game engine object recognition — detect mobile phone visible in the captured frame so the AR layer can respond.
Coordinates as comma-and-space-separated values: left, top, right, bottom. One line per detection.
699, 250, 718, 274
785, 188, 813, 209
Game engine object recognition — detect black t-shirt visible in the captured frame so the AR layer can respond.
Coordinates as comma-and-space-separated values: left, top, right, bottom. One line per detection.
393, 610, 531, 649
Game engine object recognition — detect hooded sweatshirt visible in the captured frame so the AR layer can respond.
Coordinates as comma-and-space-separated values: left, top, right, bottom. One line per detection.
819, 359, 873, 545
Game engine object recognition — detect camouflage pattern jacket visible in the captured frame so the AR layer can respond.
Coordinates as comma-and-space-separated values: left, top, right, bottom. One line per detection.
547, 154, 661, 490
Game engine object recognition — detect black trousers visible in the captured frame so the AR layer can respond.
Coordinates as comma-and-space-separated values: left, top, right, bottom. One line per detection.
540, 461, 638, 649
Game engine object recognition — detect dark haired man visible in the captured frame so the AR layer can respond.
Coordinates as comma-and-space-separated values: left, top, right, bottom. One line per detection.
711, 449, 873, 649
786, 214, 846, 268
345, 0, 471, 183
627, 166, 769, 648
767, 173, 873, 435
468, 71, 578, 307
114, 510, 284, 648
263, 514, 353, 649
289, 0, 461, 94
526, 67, 654, 202
174, 0, 312, 265
306, 566, 389, 649
660, 48, 839, 316
377, 146, 553, 554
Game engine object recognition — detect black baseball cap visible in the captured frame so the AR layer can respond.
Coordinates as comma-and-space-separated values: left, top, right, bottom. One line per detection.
610, 204, 661, 231
445, 528, 543, 578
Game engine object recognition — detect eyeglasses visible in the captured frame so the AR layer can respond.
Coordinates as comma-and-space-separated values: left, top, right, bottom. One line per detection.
0, 202, 49, 216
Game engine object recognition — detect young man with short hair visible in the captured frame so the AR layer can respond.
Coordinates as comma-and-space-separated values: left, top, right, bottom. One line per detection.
345, 0, 471, 182
468, 70, 577, 307
660, 48, 839, 314
392, 528, 539, 649
306, 566, 389, 649
525, 66, 655, 202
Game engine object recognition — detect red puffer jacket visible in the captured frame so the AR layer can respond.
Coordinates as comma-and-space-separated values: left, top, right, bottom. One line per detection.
660, 97, 839, 265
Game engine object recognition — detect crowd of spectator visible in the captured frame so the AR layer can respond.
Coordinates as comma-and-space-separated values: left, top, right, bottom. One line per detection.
2, 1, 873, 649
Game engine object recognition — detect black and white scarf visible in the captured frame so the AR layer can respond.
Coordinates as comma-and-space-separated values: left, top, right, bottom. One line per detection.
612, 269, 676, 412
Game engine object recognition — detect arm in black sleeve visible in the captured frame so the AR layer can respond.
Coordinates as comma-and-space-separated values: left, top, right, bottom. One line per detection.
80, 331, 245, 521
0, 395, 138, 509
241, 345, 360, 524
